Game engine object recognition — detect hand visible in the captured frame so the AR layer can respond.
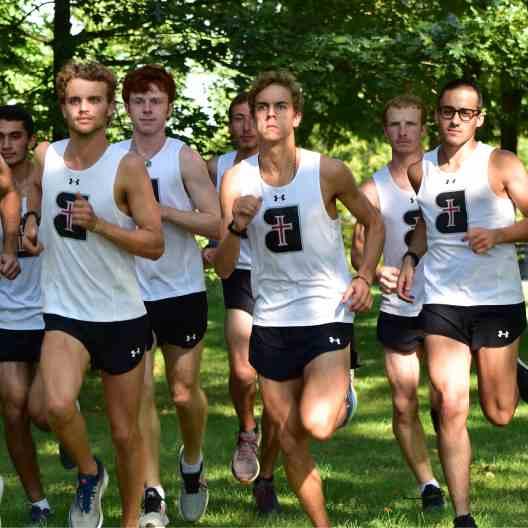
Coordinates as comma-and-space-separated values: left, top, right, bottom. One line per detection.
0, 253, 20, 280
397, 256, 415, 303
22, 216, 44, 256
232, 195, 262, 230
202, 247, 217, 268
72, 192, 99, 232
463, 228, 499, 254
342, 277, 373, 313
378, 266, 400, 294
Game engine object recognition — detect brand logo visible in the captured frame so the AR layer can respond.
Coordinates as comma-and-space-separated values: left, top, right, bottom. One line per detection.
497, 330, 510, 339
329, 337, 341, 345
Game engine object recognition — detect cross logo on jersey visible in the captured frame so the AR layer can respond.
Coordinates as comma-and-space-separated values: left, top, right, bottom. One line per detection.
403, 209, 422, 246
151, 179, 160, 203
53, 192, 89, 240
435, 190, 468, 234
264, 206, 303, 253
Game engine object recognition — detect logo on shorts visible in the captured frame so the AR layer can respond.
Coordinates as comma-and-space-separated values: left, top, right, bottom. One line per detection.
185, 334, 197, 343
497, 330, 510, 339
130, 347, 141, 358
329, 337, 341, 345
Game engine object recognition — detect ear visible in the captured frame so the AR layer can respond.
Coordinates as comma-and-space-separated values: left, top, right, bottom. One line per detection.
420, 125, 427, 138
107, 100, 116, 118
28, 134, 36, 151
166, 102, 173, 119
293, 111, 303, 128
476, 111, 485, 129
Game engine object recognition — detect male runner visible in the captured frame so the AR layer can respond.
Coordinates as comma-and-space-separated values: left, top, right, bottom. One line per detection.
398, 79, 528, 528
119, 64, 219, 525
351, 95, 444, 511
0, 104, 53, 525
204, 92, 281, 514
214, 70, 384, 526
23, 61, 163, 528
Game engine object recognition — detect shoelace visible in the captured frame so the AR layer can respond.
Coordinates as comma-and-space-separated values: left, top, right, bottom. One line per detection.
76, 475, 98, 514
237, 433, 258, 457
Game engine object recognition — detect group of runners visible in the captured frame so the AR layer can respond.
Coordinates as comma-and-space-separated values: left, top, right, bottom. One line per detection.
0, 61, 526, 528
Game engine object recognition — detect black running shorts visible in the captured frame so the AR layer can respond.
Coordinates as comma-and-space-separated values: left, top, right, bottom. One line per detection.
249, 322, 356, 381
0, 328, 44, 363
221, 269, 254, 315
421, 302, 527, 351
43, 313, 150, 375
377, 311, 424, 353
144, 291, 208, 349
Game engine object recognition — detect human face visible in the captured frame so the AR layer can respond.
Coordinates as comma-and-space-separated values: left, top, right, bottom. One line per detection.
436, 87, 483, 147
253, 84, 302, 144
383, 106, 424, 156
0, 120, 33, 167
229, 102, 257, 151
126, 84, 171, 136
61, 78, 114, 137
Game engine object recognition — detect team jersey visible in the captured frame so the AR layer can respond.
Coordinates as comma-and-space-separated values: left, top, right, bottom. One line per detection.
117, 138, 205, 301
238, 148, 354, 327
418, 142, 523, 306
40, 140, 146, 322
373, 166, 424, 317
0, 197, 43, 330
217, 150, 251, 270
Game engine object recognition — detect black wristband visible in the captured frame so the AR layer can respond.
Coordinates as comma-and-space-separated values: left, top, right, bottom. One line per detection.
22, 210, 41, 226
402, 250, 420, 267
228, 220, 247, 238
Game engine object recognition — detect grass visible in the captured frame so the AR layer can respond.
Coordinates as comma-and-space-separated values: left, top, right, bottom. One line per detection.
1, 278, 527, 527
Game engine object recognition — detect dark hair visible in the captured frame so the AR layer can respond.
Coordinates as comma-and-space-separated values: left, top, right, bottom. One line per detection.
248, 70, 304, 115
438, 79, 483, 108
0, 105, 34, 136
228, 92, 249, 122
122, 64, 176, 104
383, 95, 427, 126
56, 61, 117, 104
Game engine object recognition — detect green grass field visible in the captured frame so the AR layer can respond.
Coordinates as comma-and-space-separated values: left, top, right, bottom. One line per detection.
1, 278, 527, 527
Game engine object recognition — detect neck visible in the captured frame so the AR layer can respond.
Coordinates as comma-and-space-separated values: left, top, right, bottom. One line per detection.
234, 145, 258, 163
389, 149, 423, 175
10, 159, 32, 185
258, 138, 297, 186
439, 137, 478, 166
66, 129, 109, 169
131, 130, 166, 160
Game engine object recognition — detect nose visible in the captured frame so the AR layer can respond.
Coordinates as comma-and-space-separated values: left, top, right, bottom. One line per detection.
143, 101, 152, 113
1, 136, 10, 150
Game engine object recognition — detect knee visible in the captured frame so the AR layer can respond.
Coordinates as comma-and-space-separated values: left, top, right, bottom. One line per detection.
170, 381, 200, 409
111, 420, 140, 451
392, 393, 419, 424
301, 405, 335, 442
437, 392, 469, 427
2, 393, 27, 424
481, 401, 515, 427
47, 396, 77, 425
229, 363, 256, 388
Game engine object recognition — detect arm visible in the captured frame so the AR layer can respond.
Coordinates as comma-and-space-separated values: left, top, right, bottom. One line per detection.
0, 154, 21, 279
206, 156, 218, 187
464, 150, 528, 252
161, 146, 221, 240
72, 153, 164, 260
22, 142, 46, 256
397, 217, 426, 302
214, 164, 261, 279
321, 156, 384, 312
407, 159, 423, 193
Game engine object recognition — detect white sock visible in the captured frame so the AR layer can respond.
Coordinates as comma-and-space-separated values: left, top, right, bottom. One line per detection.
31, 498, 50, 510
419, 479, 440, 494
181, 453, 203, 474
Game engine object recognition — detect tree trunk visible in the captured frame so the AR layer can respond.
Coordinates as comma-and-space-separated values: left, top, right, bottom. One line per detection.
500, 74, 522, 154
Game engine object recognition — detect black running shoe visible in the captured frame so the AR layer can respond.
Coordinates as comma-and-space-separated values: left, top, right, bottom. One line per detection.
29, 505, 52, 527
421, 484, 445, 512
517, 358, 528, 403
454, 513, 477, 527
253, 477, 281, 515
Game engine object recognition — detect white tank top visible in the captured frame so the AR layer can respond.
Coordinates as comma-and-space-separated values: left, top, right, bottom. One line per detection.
117, 138, 205, 300
238, 149, 354, 326
418, 142, 523, 306
0, 197, 43, 330
373, 166, 424, 317
217, 151, 251, 270
40, 140, 146, 321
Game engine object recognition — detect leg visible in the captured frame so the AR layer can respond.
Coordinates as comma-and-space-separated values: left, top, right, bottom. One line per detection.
163, 341, 207, 465
426, 335, 472, 517
27, 366, 50, 432
0, 362, 44, 502
40, 331, 95, 474
102, 356, 146, 527
259, 375, 329, 527
476, 339, 519, 426
385, 345, 435, 486
225, 308, 257, 432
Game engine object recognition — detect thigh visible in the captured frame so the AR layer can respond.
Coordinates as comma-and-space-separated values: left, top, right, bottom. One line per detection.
384, 346, 422, 397
0, 361, 34, 407
301, 346, 350, 419
425, 334, 472, 402
40, 330, 90, 405
163, 340, 204, 390
258, 374, 303, 429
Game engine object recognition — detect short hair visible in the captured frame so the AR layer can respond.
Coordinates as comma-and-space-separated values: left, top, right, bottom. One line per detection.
383, 95, 427, 126
438, 79, 483, 108
0, 105, 34, 136
228, 92, 249, 122
248, 70, 304, 115
122, 64, 176, 104
56, 61, 117, 104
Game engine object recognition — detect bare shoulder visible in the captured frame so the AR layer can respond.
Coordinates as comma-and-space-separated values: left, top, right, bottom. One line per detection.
359, 178, 379, 206
180, 143, 206, 166
34, 141, 50, 165
118, 151, 146, 174
320, 154, 349, 178
490, 148, 524, 172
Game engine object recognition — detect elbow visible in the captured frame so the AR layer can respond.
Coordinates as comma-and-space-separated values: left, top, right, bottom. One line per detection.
145, 234, 165, 260
214, 261, 233, 280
